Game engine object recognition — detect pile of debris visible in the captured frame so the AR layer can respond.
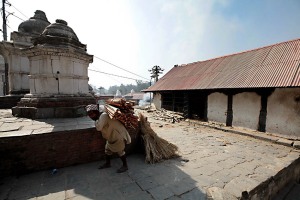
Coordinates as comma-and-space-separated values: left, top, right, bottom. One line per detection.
105, 98, 139, 129
147, 108, 184, 123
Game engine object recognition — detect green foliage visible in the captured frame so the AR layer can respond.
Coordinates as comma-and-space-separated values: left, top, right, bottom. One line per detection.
90, 81, 150, 95
107, 81, 150, 95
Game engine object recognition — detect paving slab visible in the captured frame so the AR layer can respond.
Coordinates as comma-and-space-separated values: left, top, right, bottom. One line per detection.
0, 124, 21, 132
207, 187, 237, 200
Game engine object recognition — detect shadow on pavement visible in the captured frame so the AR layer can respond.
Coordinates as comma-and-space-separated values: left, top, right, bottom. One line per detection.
1, 154, 206, 200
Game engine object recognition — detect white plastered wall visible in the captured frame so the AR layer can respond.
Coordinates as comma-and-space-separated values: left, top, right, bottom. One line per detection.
29, 54, 89, 95
208, 92, 227, 124
232, 92, 260, 130
153, 93, 162, 109
10, 55, 29, 92
267, 88, 300, 138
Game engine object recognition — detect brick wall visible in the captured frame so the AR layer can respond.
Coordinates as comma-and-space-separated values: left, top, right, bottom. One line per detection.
0, 127, 140, 177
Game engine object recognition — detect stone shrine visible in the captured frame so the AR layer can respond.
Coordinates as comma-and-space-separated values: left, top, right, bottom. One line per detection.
1, 10, 50, 95
12, 19, 95, 118
0, 10, 50, 107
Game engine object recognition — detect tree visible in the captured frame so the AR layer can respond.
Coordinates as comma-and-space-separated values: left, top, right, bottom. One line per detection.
98, 86, 105, 95
149, 65, 164, 82
136, 81, 150, 92
107, 82, 150, 95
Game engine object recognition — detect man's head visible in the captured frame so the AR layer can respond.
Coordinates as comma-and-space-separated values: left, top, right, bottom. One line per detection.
86, 104, 100, 121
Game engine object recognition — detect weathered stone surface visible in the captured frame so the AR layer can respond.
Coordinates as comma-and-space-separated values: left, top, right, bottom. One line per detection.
0, 130, 32, 137
18, 10, 50, 35
0, 124, 21, 132
136, 177, 160, 191
118, 182, 143, 197
293, 141, 300, 149
167, 178, 196, 196
1, 109, 300, 199
194, 174, 217, 188
180, 187, 206, 200
224, 176, 259, 198
276, 138, 294, 147
206, 187, 238, 200
197, 164, 223, 176
148, 185, 174, 200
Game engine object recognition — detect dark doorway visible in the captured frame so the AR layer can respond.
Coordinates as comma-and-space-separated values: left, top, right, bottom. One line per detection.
161, 91, 208, 121
189, 91, 208, 121
161, 91, 184, 112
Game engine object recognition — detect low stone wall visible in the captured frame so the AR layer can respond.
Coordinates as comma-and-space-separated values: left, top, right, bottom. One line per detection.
247, 157, 300, 199
0, 127, 140, 178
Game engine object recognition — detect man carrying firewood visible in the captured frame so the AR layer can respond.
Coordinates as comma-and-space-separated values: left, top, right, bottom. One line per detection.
86, 104, 131, 173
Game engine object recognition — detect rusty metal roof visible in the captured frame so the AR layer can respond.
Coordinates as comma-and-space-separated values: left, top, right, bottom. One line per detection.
145, 38, 300, 92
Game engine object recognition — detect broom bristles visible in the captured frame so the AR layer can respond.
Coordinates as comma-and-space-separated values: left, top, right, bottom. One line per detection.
139, 113, 179, 164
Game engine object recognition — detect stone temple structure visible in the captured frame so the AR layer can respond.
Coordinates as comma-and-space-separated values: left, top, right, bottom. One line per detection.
0, 10, 50, 107
12, 19, 95, 118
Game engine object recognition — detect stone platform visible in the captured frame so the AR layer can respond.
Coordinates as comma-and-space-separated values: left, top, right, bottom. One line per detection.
0, 109, 299, 199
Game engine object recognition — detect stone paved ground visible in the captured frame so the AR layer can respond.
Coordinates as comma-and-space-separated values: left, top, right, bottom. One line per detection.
145, 113, 300, 199
0, 109, 300, 199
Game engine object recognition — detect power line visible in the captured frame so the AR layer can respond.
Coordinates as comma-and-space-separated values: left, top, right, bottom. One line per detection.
94, 55, 149, 81
8, 2, 27, 19
6, 11, 24, 31
3, 1, 26, 21
9, 12, 25, 21
88, 68, 148, 82
1, 2, 151, 83
6, 21, 10, 29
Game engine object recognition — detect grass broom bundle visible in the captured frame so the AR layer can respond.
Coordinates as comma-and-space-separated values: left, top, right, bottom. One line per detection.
139, 113, 179, 164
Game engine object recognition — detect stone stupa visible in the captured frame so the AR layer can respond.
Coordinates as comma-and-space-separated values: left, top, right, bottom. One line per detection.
12, 19, 95, 119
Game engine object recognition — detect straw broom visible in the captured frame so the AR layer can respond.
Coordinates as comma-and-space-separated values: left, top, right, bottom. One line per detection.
139, 113, 179, 164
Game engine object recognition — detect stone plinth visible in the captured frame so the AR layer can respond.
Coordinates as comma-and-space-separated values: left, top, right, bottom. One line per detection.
12, 94, 95, 119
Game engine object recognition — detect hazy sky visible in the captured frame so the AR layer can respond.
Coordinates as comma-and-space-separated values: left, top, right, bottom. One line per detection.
5, 0, 300, 89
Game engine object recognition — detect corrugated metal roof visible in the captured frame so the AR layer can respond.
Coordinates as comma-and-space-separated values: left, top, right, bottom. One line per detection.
145, 38, 300, 92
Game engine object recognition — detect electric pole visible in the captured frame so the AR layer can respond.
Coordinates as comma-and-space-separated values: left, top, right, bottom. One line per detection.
1, 0, 9, 95
2, 0, 7, 41
148, 65, 164, 82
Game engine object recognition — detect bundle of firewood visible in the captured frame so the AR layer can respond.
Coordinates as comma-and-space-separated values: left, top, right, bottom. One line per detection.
105, 98, 139, 129
139, 113, 179, 163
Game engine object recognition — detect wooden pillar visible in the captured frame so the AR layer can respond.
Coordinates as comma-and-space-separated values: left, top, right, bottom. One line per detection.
203, 94, 208, 122
172, 92, 175, 111
226, 94, 233, 126
258, 94, 268, 132
183, 92, 191, 118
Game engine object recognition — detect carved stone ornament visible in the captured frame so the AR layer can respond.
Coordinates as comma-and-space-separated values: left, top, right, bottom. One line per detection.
18, 10, 50, 35
23, 47, 93, 63
32, 19, 87, 51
